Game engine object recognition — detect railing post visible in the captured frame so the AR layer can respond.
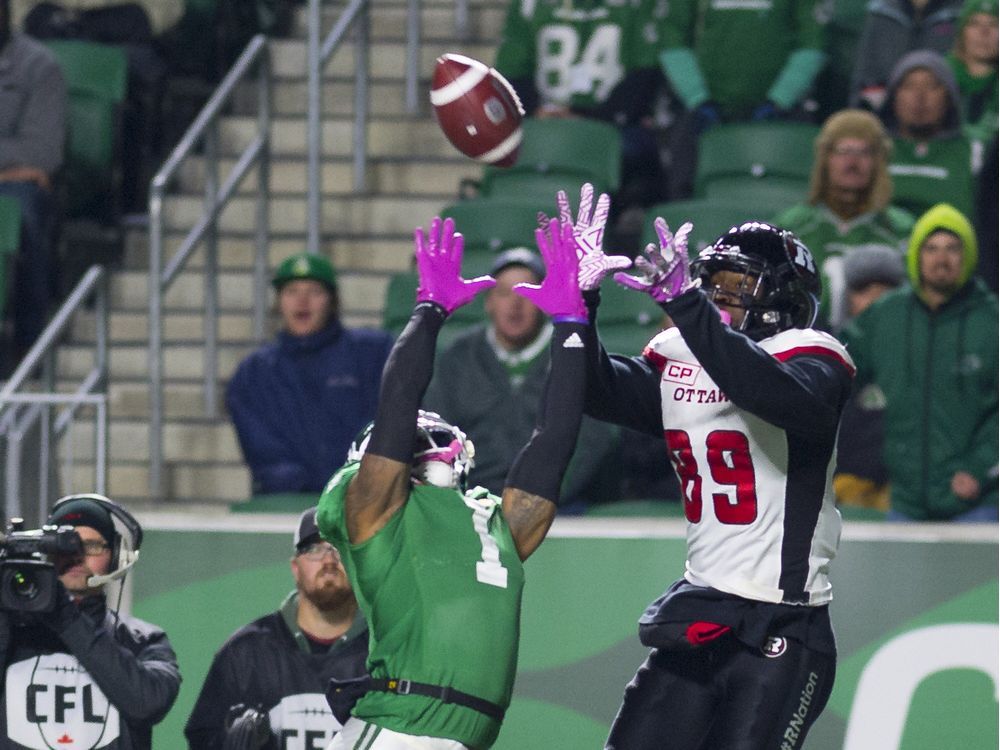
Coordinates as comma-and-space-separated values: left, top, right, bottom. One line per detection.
149, 179, 164, 501
254, 45, 272, 342
307, 0, 323, 255
405, 0, 421, 115
204, 122, 220, 416
353, 3, 369, 190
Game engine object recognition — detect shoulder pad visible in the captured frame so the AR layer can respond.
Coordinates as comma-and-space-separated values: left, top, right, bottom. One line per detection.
762, 328, 856, 375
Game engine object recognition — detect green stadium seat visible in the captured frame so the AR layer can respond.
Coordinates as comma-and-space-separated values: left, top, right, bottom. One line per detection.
640, 198, 767, 253
382, 271, 486, 349
44, 40, 128, 220
440, 198, 541, 255
593, 278, 666, 354
695, 121, 819, 198
700, 176, 808, 215
479, 117, 622, 199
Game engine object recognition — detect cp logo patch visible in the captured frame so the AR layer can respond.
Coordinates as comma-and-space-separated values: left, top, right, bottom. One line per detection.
761, 636, 787, 658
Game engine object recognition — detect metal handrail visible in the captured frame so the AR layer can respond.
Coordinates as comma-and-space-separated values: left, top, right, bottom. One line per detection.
306, 0, 373, 254
0, 265, 109, 524
147, 34, 272, 499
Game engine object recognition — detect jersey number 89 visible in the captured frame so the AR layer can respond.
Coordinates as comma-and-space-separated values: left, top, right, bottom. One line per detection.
666, 429, 759, 525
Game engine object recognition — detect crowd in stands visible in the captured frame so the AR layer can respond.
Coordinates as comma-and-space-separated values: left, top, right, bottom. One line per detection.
0, 0, 995, 521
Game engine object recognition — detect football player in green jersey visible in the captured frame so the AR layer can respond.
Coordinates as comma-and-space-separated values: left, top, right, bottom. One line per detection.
319, 213, 593, 749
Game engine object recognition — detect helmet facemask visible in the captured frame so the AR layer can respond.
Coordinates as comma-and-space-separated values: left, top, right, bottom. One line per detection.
693, 222, 820, 341
347, 411, 475, 491
412, 413, 475, 491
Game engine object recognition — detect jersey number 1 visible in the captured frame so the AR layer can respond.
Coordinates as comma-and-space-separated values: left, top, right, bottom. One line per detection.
666, 429, 758, 524
467, 500, 508, 588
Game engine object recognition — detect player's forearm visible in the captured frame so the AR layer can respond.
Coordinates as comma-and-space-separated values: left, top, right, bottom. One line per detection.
506, 322, 586, 502
366, 303, 446, 462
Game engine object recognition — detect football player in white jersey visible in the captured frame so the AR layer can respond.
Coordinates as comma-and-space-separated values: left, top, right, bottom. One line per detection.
560, 185, 856, 749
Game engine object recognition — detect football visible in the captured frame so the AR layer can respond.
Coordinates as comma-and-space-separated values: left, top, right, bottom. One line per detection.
430, 53, 524, 168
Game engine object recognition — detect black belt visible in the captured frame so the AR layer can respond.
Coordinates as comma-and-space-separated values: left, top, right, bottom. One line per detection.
368, 678, 505, 722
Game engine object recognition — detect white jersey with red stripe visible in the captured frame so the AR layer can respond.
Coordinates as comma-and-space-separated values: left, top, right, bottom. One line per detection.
643, 325, 854, 606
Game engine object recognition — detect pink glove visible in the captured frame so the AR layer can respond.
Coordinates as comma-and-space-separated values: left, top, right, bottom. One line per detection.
414, 216, 496, 314
539, 183, 632, 290
513, 219, 587, 321
614, 217, 696, 304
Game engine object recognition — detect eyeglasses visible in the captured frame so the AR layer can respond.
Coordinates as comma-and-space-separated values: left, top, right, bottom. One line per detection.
829, 144, 875, 158
82, 540, 110, 556
297, 542, 339, 561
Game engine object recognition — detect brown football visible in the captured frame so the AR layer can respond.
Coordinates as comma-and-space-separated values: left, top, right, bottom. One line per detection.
430, 53, 524, 168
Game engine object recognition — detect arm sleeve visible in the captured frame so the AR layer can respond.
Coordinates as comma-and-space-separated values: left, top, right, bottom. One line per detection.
582, 290, 664, 437
56, 612, 181, 724
365, 303, 446, 463
657, 2, 709, 110
0, 54, 67, 175
766, 48, 827, 110
664, 289, 854, 437
505, 322, 586, 502
184, 647, 242, 750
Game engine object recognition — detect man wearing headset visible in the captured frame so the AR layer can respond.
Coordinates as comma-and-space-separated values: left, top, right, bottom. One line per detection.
0, 494, 181, 750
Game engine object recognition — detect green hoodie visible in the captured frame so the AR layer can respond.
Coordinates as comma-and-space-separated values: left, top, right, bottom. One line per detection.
840, 204, 998, 520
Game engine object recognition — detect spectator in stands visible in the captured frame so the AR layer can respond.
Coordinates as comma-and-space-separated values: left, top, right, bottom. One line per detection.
0, 494, 180, 749
0, 0, 66, 364
774, 109, 914, 330
879, 49, 980, 219
227, 253, 393, 496
494, 0, 669, 209
948, 0, 998, 143
15, 0, 185, 214
422, 246, 622, 510
658, 0, 828, 198
840, 203, 998, 521
816, 0, 871, 118
850, 0, 962, 112
186, 507, 368, 749
832, 246, 907, 513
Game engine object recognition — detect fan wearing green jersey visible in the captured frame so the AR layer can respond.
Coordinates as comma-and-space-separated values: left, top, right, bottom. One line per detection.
318, 214, 591, 750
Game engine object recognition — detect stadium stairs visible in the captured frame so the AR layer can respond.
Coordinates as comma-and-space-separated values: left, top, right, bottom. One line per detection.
59, 0, 506, 511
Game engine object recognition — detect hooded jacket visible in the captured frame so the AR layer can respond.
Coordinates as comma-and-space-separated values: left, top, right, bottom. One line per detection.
840, 203, 998, 520
880, 49, 979, 218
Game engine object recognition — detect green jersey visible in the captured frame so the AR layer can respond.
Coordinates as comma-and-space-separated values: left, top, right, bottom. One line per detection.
889, 136, 978, 221
773, 202, 914, 329
494, 0, 667, 111
316, 463, 525, 749
660, 0, 828, 118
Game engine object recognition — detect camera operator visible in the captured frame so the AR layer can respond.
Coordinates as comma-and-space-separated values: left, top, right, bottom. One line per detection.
0, 494, 180, 749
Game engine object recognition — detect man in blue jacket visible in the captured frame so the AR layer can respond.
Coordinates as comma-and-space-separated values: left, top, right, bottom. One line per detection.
227, 253, 394, 495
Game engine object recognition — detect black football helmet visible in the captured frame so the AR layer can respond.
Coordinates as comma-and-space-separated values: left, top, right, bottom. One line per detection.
347, 410, 475, 491
690, 221, 820, 341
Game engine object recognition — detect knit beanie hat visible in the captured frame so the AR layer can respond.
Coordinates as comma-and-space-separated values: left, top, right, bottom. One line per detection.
49, 498, 116, 545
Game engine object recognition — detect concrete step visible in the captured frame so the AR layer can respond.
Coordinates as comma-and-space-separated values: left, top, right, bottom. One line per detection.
61, 462, 251, 504
176, 155, 477, 198
268, 38, 495, 80
124, 230, 414, 277
105, 268, 389, 318
66, 419, 241, 464
70, 309, 263, 345
161, 193, 448, 238
215, 115, 460, 159
293, 2, 508, 43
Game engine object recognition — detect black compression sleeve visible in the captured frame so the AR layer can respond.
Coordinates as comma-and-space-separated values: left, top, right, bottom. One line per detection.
365, 302, 446, 463
505, 322, 587, 503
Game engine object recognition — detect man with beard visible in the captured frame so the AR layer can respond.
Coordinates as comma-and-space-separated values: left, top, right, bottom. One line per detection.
185, 507, 368, 749
840, 203, 998, 521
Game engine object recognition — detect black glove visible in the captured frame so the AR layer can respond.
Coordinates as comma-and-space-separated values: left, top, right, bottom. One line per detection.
223, 704, 272, 750
35, 579, 80, 633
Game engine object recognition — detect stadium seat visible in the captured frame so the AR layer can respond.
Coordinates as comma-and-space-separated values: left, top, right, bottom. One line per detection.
700, 176, 808, 214
44, 40, 128, 221
440, 198, 541, 255
695, 121, 819, 198
593, 278, 666, 354
640, 198, 787, 253
479, 117, 622, 200
382, 271, 486, 348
